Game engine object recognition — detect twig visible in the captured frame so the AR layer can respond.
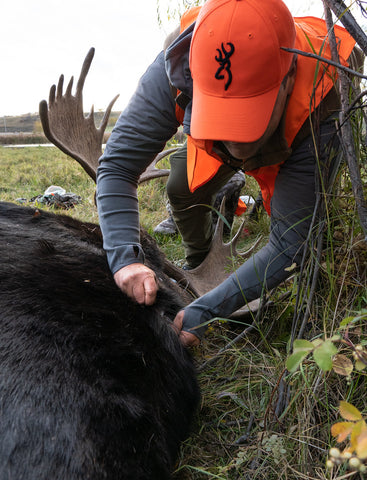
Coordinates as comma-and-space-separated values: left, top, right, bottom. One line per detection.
235, 414, 255, 444
298, 215, 325, 339
197, 322, 256, 372
323, 0, 367, 55
274, 372, 291, 418
323, 3, 367, 239
281, 47, 367, 79
263, 368, 288, 429
290, 194, 323, 347
345, 88, 367, 114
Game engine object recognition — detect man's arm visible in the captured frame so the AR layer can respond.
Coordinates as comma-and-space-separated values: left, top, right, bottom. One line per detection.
96, 51, 180, 299
176, 121, 338, 343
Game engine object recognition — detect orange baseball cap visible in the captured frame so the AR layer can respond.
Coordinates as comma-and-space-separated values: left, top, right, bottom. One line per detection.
189, 0, 296, 142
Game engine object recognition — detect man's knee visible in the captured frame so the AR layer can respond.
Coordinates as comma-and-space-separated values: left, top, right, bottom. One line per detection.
166, 176, 194, 209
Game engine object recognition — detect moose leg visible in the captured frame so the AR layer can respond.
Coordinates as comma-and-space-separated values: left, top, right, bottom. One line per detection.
166, 142, 235, 268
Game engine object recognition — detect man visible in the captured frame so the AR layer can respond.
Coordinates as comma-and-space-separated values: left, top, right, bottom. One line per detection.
96, 0, 357, 346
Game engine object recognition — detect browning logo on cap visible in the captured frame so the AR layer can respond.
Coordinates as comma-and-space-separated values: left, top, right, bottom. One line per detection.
214, 42, 235, 90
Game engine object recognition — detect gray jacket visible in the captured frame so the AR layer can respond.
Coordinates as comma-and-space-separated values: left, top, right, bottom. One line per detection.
97, 26, 339, 338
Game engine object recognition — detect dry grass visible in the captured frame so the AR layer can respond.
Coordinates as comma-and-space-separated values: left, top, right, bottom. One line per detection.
0, 145, 366, 480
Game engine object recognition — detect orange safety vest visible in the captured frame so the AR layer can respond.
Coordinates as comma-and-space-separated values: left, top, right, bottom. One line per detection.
176, 7, 356, 215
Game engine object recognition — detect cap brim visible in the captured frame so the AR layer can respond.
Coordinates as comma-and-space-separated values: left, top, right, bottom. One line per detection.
190, 83, 280, 143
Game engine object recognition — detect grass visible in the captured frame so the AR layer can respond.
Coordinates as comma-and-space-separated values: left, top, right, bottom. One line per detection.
0, 144, 366, 479
0, 146, 97, 222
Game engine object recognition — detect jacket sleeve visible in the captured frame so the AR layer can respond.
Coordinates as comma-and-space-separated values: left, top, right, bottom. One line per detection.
181, 121, 339, 339
96, 51, 180, 274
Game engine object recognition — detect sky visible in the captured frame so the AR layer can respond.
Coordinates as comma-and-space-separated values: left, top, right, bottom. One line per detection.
1, 0, 363, 118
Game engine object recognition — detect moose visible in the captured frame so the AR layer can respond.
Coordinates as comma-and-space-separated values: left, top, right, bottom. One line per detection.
0, 201, 199, 479
0, 48, 260, 478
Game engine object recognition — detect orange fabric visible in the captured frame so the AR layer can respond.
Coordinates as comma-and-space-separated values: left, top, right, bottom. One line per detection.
245, 165, 282, 216
189, 0, 296, 142
235, 198, 247, 216
175, 103, 185, 125
180, 6, 201, 31
285, 17, 357, 145
186, 136, 223, 190
176, 9, 356, 216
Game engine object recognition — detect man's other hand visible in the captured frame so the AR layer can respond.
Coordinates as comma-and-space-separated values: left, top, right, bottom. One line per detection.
173, 310, 201, 347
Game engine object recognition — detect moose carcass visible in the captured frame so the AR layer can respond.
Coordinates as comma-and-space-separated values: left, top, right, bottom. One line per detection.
0, 201, 200, 479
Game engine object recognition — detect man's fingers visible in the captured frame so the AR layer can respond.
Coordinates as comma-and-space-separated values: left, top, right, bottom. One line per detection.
179, 330, 201, 347
143, 275, 158, 305
132, 282, 145, 305
173, 310, 184, 330
113, 264, 158, 305
173, 310, 200, 347
131, 274, 157, 305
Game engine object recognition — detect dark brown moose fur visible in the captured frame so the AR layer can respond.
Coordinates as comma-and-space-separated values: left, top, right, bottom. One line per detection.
0, 202, 199, 480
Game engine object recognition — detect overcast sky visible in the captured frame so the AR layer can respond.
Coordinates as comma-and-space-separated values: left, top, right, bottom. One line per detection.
2, 0, 363, 118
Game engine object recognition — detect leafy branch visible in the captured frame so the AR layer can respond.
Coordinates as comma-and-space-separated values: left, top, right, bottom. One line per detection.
327, 401, 367, 473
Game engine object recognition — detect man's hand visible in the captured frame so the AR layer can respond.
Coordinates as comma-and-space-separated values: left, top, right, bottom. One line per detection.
114, 263, 158, 306
173, 310, 201, 347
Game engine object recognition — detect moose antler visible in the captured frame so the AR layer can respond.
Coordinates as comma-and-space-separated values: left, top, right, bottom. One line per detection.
162, 197, 262, 298
139, 147, 178, 183
40, 48, 177, 183
39, 48, 119, 182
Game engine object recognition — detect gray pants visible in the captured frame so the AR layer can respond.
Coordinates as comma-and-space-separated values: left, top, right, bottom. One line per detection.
166, 142, 235, 267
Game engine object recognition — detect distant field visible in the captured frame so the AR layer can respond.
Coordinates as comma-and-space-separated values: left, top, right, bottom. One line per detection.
0, 111, 121, 135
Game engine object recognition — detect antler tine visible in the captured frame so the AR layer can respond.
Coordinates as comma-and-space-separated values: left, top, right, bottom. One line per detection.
65, 76, 74, 98
88, 103, 95, 120
49, 84, 56, 105
170, 196, 261, 297
236, 235, 262, 258
76, 47, 95, 98
224, 215, 262, 259
138, 146, 178, 184
213, 197, 262, 258
210, 196, 227, 248
98, 94, 120, 134
56, 74, 64, 100
39, 47, 119, 183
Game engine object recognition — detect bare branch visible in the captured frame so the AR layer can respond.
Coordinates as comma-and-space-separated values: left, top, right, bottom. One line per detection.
323, 3, 367, 239
323, 0, 367, 55
281, 46, 367, 79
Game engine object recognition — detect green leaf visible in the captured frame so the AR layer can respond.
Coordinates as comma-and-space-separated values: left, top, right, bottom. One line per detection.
339, 311, 367, 328
286, 350, 310, 372
313, 340, 338, 371
339, 316, 356, 328
331, 334, 341, 342
355, 359, 367, 371
292, 339, 314, 352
